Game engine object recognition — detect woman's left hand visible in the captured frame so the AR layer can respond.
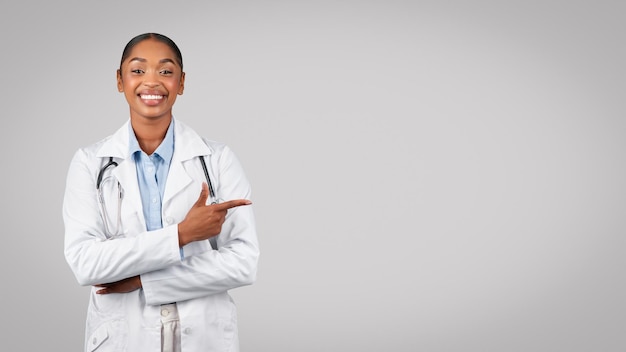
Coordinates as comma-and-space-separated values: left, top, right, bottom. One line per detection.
94, 276, 142, 294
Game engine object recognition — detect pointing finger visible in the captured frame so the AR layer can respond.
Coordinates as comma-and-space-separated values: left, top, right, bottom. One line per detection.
212, 199, 252, 211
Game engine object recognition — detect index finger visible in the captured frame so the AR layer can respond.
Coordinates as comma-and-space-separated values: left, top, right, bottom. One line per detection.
212, 199, 252, 211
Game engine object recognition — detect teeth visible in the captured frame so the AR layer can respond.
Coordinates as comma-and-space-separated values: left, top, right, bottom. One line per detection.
140, 95, 163, 100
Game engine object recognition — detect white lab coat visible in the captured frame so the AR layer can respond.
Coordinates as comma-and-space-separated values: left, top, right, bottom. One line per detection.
63, 118, 259, 352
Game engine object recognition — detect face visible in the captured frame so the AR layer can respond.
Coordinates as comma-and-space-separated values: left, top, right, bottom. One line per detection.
116, 39, 185, 122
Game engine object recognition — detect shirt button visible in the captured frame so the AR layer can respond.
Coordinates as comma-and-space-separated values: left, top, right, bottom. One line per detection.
152, 198, 157, 203
161, 308, 169, 317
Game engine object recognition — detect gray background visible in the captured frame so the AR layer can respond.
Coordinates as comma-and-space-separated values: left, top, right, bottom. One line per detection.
1, 0, 624, 351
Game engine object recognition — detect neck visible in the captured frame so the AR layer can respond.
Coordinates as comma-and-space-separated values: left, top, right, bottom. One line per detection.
131, 116, 171, 155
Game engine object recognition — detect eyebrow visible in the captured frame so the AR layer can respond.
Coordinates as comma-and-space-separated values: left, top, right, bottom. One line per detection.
128, 57, 177, 65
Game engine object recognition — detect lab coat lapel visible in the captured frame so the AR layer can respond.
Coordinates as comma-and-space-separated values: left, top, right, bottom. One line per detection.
162, 119, 211, 204
163, 157, 193, 204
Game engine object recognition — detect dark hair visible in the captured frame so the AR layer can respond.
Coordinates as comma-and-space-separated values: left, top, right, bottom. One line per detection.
120, 33, 183, 70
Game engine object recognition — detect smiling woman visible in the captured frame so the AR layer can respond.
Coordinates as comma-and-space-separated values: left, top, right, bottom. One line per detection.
62, 33, 259, 352
116, 34, 186, 152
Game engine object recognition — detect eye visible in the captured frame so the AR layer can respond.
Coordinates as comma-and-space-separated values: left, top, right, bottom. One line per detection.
160, 69, 173, 75
131, 69, 144, 74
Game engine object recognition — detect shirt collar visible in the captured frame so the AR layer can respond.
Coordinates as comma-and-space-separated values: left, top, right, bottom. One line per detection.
128, 119, 175, 164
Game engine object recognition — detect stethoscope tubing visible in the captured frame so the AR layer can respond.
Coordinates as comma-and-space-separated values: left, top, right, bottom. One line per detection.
199, 156, 217, 202
97, 157, 118, 189
96, 155, 217, 239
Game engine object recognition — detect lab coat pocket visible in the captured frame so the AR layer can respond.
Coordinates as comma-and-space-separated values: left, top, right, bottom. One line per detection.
120, 209, 145, 238
219, 296, 239, 351
87, 291, 129, 352
86, 320, 128, 352
87, 324, 108, 351
219, 317, 238, 351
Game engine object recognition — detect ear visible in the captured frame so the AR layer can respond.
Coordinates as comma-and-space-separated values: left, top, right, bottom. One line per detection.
116, 69, 123, 92
178, 72, 185, 95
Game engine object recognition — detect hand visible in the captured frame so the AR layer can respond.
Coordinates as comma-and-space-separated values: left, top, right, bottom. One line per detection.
178, 182, 251, 247
95, 276, 142, 294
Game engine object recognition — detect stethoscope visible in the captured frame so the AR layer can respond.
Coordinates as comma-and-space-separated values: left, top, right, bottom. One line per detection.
96, 156, 219, 239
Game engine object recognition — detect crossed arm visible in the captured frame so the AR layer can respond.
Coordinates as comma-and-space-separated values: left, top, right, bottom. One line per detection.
94, 182, 251, 294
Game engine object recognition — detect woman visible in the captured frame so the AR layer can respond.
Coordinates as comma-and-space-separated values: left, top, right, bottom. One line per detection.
63, 33, 259, 352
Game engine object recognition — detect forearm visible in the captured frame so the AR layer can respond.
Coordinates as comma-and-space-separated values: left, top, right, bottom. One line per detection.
65, 224, 182, 286
142, 242, 259, 305
141, 208, 259, 305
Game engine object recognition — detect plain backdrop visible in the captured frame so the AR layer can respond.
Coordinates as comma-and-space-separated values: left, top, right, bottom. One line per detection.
1, 0, 625, 351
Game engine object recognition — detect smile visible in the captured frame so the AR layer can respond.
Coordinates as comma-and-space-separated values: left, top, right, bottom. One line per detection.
139, 94, 164, 100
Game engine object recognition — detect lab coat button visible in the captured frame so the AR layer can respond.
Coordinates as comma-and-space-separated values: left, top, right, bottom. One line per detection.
166, 217, 173, 224
183, 328, 192, 335
92, 337, 97, 345
161, 308, 169, 317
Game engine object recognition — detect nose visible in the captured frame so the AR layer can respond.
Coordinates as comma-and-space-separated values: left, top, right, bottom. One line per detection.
142, 70, 161, 87
143, 81, 160, 88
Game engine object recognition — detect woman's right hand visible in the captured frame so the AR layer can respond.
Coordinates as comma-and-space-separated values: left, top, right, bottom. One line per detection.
177, 183, 251, 247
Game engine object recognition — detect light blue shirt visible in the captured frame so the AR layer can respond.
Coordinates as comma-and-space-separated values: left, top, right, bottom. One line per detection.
129, 120, 175, 232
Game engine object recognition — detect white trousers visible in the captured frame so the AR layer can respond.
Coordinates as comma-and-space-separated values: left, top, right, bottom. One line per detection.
160, 303, 181, 352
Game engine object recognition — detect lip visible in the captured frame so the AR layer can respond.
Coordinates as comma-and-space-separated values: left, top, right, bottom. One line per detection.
139, 94, 164, 100
137, 91, 166, 106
